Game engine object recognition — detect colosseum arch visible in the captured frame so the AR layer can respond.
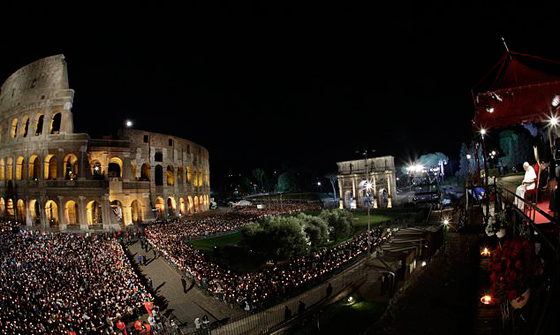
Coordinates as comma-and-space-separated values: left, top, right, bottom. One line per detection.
5, 199, 14, 219
44, 154, 57, 180
130, 200, 143, 223
108, 157, 123, 178
177, 166, 184, 185
155, 165, 163, 186
86, 200, 102, 224
91, 160, 103, 179
166, 165, 175, 186
15, 156, 24, 180
63, 154, 79, 180
155, 197, 165, 218
65, 200, 79, 224
28, 155, 40, 180
187, 166, 192, 184
45, 200, 59, 225
29, 199, 40, 224
131, 163, 137, 179
187, 196, 193, 214
6, 157, 13, 180
34, 114, 44, 136
0, 158, 5, 181
16, 199, 25, 222
139, 163, 150, 181
194, 196, 199, 213
10, 118, 18, 138
167, 197, 176, 216
111, 200, 123, 223
0, 198, 4, 217
20, 116, 30, 137
179, 197, 186, 215
50, 112, 61, 134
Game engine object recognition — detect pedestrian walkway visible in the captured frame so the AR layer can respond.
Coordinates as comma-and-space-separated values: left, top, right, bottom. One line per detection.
128, 240, 246, 332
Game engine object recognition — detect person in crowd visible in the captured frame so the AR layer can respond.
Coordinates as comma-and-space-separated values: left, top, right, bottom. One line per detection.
284, 306, 292, 320
0, 223, 155, 334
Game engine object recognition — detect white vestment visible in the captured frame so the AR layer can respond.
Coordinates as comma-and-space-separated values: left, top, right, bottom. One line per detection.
514, 166, 537, 210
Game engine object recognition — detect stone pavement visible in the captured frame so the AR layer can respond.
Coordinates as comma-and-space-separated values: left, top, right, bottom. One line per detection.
128, 240, 247, 331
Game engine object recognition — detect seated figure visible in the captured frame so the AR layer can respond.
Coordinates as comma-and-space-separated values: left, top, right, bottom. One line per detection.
514, 162, 537, 210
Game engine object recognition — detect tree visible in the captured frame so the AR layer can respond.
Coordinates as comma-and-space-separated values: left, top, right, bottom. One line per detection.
319, 209, 353, 242
252, 168, 266, 193
417, 152, 449, 169
456, 143, 470, 180
324, 173, 338, 200
277, 170, 298, 193
241, 216, 308, 262
297, 213, 329, 248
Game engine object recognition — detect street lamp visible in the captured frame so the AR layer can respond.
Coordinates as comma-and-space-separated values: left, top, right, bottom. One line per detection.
479, 127, 490, 218
357, 147, 375, 257
125, 120, 133, 128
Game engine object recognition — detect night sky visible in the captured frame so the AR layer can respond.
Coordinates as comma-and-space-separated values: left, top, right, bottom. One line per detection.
1, 3, 559, 180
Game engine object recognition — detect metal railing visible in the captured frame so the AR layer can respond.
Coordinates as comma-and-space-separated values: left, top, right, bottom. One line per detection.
492, 183, 560, 335
208, 260, 367, 335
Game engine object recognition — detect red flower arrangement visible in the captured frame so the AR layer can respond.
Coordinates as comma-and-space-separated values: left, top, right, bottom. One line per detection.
487, 237, 536, 303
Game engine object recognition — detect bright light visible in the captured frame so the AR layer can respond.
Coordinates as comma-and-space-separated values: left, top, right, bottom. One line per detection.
407, 164, 424, 173
480, 295, 493, 305
317, 182, 321, 186
480, 128, 487, 137
491, 150, 496, 156
552, 94, 560, 107
347, 296, 354, 303
548, 115, 559, 127
481, 247, 491, 257
125, 120, 133, 128
421, 261, 427, 267
443, 219, 449, 226
466, 154, 472, 160
364, 181, 372, 190
485, 106, 494, 113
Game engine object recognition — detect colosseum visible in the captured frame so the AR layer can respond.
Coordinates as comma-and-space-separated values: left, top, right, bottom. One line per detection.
0, 55, 210, 230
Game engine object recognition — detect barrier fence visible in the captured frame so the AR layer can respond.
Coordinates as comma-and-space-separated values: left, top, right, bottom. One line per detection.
209, 260, 367, 335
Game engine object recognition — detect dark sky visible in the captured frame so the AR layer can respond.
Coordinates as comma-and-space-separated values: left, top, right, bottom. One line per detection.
1, 2, 559, 177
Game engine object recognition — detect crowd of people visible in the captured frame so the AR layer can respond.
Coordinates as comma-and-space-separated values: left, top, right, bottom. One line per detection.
0, 222, 153, 334
0, 199, 386, 333
145, 202, 392, 310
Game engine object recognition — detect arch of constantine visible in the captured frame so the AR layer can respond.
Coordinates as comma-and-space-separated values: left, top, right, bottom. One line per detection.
0, 55, 210, 230
337, 156, 397, 210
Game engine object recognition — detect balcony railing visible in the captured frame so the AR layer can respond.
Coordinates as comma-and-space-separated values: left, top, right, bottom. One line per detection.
492, 183, 560, 334
0, 179, 109, 189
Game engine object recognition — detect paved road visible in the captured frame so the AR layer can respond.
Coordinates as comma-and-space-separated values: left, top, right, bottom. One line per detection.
128, 240, 246, 330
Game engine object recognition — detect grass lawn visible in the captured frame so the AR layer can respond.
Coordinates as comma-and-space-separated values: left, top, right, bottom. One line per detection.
281, 298, 386, 335
189, 231, 242, 252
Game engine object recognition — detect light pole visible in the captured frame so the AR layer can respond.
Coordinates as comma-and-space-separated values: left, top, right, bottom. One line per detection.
365, 181, 373, 257
357, 147, 375, 257
480, 128, 490, 219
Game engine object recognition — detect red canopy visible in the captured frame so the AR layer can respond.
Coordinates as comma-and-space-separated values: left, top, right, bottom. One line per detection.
472, 51, 560, 130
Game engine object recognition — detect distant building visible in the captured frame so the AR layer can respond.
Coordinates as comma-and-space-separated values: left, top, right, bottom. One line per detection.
0, 55, 210, 230
336, 156, 397, 209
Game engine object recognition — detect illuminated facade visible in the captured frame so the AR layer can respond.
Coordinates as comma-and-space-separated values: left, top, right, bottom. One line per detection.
0, 55, 210, 230
337, 156, 397, 210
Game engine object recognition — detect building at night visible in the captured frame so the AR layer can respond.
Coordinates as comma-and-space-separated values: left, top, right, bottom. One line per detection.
336, 155, 397, 210
0, 55, 210, 230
